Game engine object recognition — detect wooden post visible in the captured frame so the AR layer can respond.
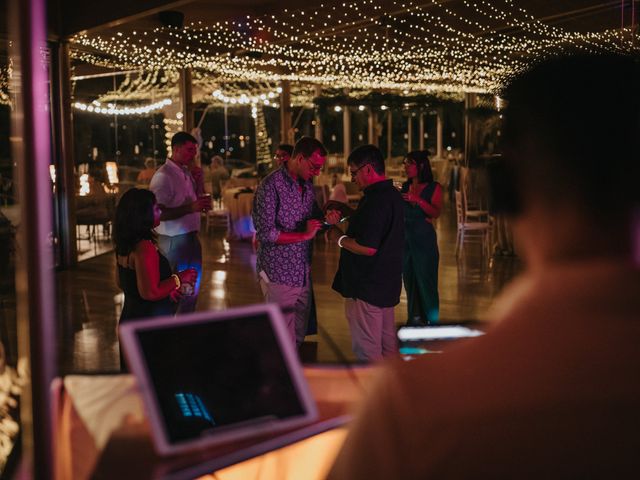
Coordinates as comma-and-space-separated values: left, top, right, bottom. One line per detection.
464, 93, 477, 166
343, 106, 351, 158
436, 108, 444, 159
386, 110, 392, 160
368, 109, 378, 146
314, 85, 323, 142
418, 113, 425, 150
10, 0, 57, 476
179, 68, 194, 132
407, 115, 413, 153
52, 40, 77, 267
279, 80, 292, 144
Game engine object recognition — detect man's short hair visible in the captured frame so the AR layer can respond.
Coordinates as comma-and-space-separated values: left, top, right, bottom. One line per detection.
501, 53, 640, 218
292, 137, 327, 159
347, 144, 385, 175
171, 131, 197, 148
277, 144, 294, 157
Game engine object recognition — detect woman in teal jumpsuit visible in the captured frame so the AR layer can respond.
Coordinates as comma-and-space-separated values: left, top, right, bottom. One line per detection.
400, 151, 443, 325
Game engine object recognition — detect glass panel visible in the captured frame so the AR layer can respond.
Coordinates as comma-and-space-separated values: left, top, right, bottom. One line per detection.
0, 15, 22, 478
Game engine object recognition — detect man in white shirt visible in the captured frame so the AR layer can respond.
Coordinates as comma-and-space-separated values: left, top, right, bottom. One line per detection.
150, 132, 211, 313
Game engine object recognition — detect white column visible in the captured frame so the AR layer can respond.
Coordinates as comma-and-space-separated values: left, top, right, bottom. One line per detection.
407, 115, 413, 153
419, 113, 425, 150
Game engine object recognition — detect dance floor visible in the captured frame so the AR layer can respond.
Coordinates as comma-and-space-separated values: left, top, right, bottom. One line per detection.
55, 199, 521, 374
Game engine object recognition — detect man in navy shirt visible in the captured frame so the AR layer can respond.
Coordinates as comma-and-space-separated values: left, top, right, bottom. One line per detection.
252, 137, 327, 347
327, 145, 404, 361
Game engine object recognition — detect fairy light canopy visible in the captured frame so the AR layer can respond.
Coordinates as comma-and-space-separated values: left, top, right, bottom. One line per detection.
69, 0, 639, 96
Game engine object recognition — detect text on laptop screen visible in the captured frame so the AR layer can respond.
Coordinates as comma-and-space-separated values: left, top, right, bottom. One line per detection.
135, 313, 306, 444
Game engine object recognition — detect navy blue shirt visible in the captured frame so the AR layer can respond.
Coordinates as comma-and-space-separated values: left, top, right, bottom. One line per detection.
332, 179, 404, 308
253, 166, 322, 287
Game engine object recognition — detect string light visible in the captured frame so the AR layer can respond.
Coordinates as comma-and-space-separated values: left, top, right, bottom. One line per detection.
73, 98, 172, 115
211, 86, 281, 108
0, 64, 12, 106
69, 0, 639, 93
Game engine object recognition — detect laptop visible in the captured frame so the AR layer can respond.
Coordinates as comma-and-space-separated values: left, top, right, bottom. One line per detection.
119, 303, 319, 457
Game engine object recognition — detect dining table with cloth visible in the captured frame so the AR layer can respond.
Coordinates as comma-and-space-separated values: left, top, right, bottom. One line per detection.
222, 187, 256, 240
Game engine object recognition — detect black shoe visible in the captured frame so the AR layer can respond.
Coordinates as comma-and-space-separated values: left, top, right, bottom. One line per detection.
405, 318, 427, 327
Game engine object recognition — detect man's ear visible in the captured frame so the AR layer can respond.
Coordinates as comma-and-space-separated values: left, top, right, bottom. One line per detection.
291, 154, 303, 166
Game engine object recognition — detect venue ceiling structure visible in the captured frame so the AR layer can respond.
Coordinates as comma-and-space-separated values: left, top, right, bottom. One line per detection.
67, 0, 639, 98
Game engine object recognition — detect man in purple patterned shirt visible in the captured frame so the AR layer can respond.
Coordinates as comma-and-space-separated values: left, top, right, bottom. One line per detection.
252, 137, 327, 347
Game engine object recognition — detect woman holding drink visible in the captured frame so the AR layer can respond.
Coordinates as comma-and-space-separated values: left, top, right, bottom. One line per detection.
400, 151, 443, 325
114, 189, 197, 322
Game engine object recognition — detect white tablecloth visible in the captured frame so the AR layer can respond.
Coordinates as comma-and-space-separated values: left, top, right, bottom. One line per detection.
222, 188, 255, 240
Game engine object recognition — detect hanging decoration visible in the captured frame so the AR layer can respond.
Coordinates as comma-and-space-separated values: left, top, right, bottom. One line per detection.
72, 98, 172, 115
254, 106, 272, 170
96, 69, 179, 103
212, 85, 281, 108
70, 0, 639, 93
0, 63, 13, 106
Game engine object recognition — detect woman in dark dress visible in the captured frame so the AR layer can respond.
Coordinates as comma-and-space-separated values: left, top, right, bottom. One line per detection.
114, 189, 196, 368
401, 151, 443, 325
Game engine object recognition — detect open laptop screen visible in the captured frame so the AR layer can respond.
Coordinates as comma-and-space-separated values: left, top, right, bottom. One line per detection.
120, 304, 317, 455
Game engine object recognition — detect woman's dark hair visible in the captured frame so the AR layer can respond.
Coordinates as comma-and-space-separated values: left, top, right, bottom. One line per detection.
406, 150, 434, 184
114, 188, 156, 256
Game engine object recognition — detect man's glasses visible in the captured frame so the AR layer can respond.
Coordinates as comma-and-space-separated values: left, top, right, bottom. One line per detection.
303, 157, 323, 174
350, 163, 369, 179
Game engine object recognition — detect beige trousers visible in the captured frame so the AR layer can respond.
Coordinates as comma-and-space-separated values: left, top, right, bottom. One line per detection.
345, 298, 398, 362
259, 273, 311, 347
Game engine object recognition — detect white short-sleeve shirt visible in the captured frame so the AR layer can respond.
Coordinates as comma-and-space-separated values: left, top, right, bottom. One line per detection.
149, 159, 200, 236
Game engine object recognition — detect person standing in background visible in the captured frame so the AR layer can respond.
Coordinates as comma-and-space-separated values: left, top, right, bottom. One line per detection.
150, 131, 211, 313
210, 155, 230, 204
136, 158, 157, 186
326, 144, 404, 362
401, 150, 443, 325
114, 188, 196, 370
274, 144, 293, 168
252, 137, 327, 347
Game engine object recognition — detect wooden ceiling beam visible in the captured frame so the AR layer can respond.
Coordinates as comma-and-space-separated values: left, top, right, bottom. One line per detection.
56, 0, 199, 38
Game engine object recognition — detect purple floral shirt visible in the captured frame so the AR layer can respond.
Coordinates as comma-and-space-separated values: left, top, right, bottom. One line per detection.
252, 166, 322, 287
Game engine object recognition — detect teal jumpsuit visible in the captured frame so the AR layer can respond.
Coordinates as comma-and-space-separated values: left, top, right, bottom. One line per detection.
401, 181, 440, 324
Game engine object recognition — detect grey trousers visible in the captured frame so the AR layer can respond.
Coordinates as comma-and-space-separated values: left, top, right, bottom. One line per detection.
259, 273, 311, 347
345, 298, 398, 362
157, 232, 202, 314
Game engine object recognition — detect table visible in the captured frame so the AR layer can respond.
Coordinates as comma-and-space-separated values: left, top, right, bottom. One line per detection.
222, 187, 255, 240
53, 366, 378, 480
